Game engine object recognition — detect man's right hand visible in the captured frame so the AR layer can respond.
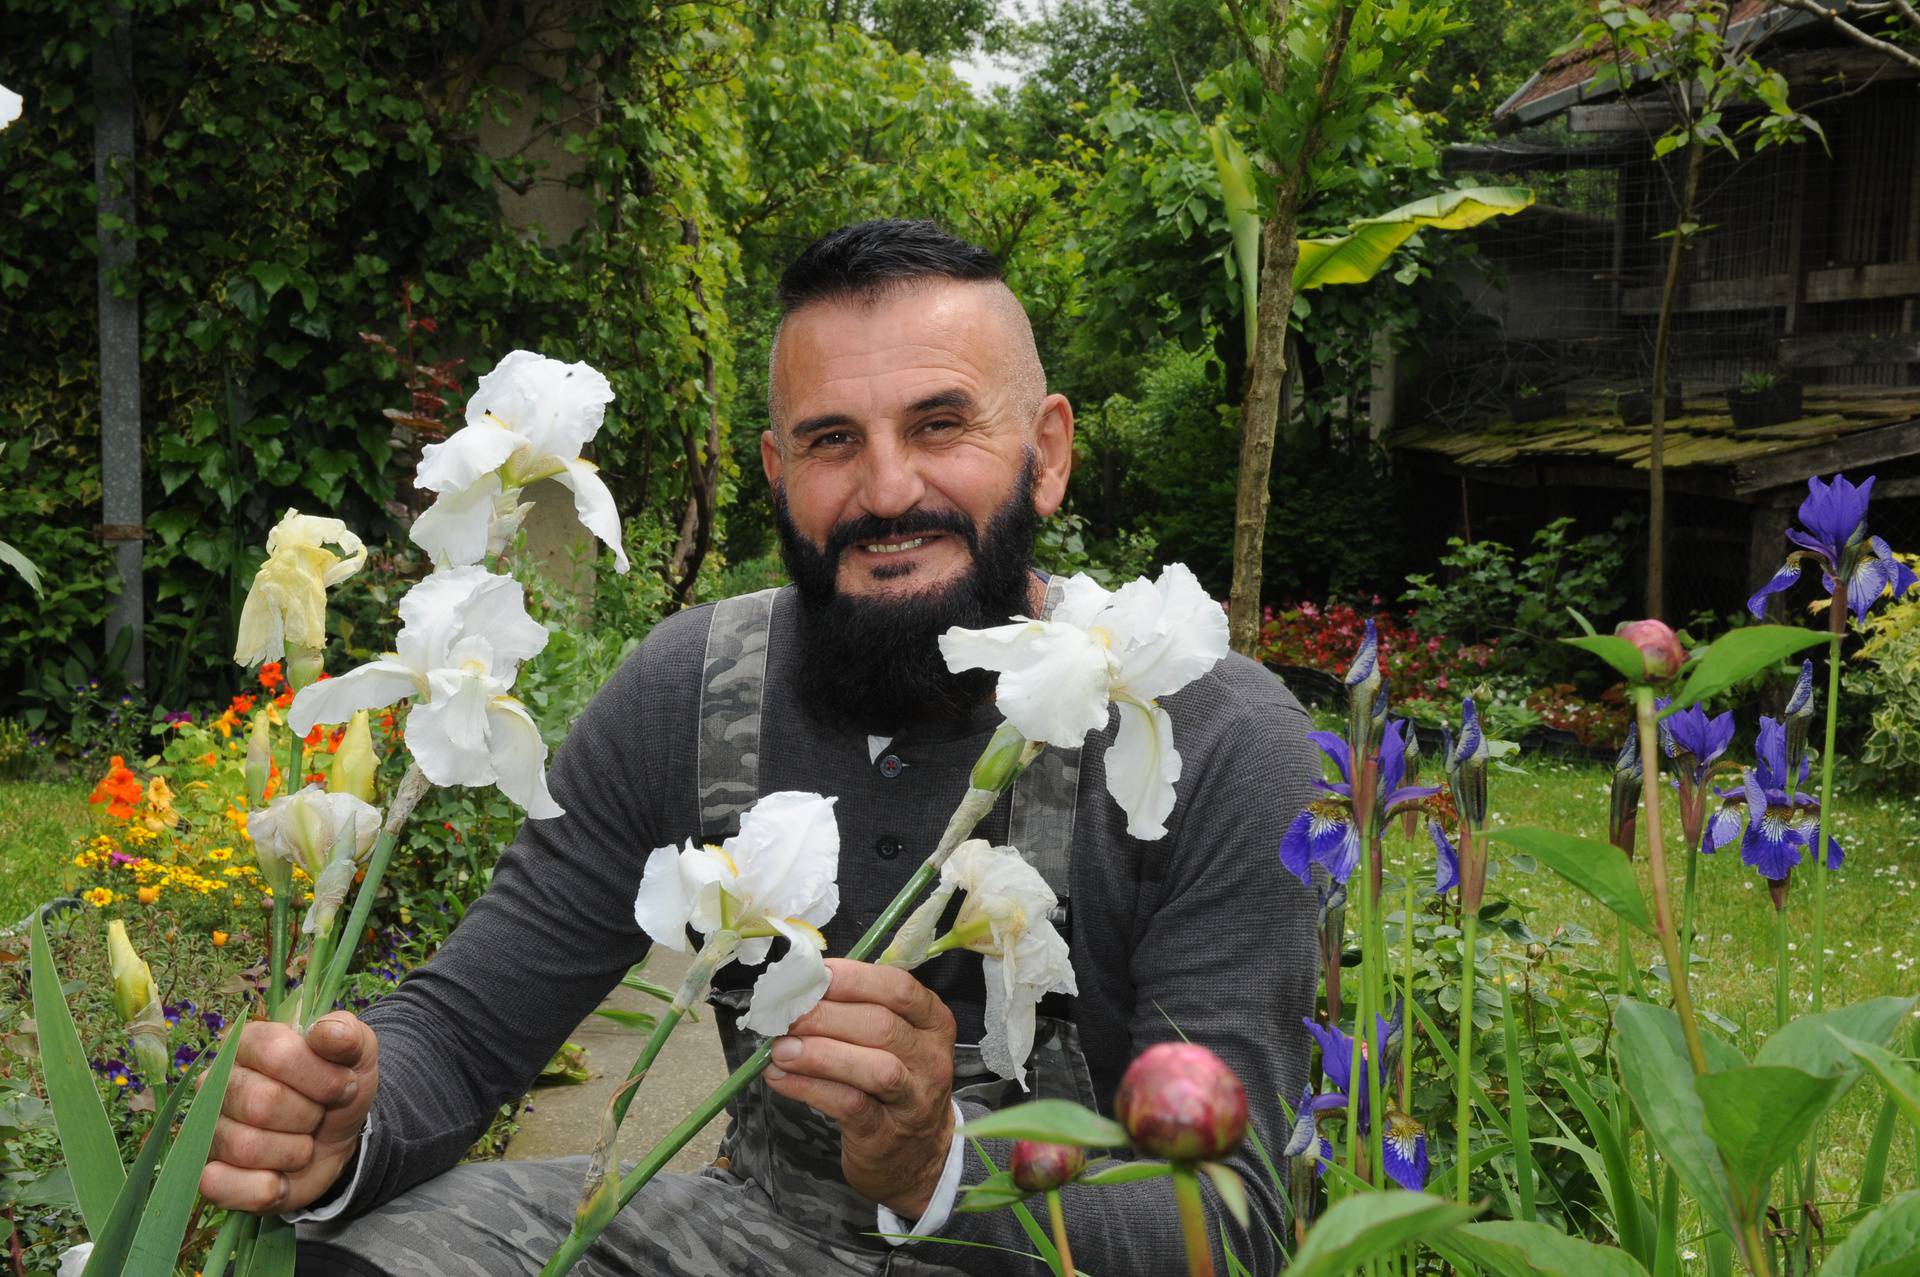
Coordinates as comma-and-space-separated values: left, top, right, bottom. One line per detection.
198, 1011, 378, 1214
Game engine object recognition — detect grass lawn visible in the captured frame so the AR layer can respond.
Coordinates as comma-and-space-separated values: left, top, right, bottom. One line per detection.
0, 778, 89, 924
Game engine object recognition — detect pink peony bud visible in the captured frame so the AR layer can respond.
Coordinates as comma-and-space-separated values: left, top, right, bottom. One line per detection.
1112, 1042, 1248, 1162
1616, 618, 1685, 681
1011, 1140, 1086, 1193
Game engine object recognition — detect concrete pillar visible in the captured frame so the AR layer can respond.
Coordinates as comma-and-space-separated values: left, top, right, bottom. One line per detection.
95, 10, 143, 684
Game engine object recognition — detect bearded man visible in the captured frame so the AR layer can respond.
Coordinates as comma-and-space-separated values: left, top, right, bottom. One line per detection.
201, 220, 1319, 1276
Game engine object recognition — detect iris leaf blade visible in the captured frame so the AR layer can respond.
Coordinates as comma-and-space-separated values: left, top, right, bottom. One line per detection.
28, 911, 125, 1235
124, 1007, 247, 1270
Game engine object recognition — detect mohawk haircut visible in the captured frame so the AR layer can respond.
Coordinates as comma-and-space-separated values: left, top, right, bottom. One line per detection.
777, 219, 1004, 312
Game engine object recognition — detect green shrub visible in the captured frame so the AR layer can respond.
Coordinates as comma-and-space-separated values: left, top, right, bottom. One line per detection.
1853, 553, 1920, 785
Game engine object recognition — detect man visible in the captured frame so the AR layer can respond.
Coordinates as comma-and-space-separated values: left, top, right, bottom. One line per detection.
202, 220, 1319, 1275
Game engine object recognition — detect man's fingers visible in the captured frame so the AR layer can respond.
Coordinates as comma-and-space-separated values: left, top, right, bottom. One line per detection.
198, 1161, 290, 1214
820, 959, 954, 1036
223, 1067, 327, 1135
764, 1065, 878, 1129
237, 1021, 358, 1107
308, 1012, 376, 1073
768, 1034, 911, 1104
783, 999, 908, 1053
209, 1120, 316, 1174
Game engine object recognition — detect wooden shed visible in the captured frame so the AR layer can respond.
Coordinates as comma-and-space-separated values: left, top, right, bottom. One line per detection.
1383, 0, 1920, 611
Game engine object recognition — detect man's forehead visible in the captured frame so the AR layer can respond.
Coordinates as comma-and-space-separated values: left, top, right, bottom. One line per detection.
772, 280, 1022, 414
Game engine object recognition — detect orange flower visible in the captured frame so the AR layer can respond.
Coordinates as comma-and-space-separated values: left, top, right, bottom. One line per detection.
199, 750, 218, 767
274, 688, 294, 709
230, 693, 257, 716
258, 661, 285, 690
211, 930, 229, 947
137, 886, 160, 904
89, 756, 144, 821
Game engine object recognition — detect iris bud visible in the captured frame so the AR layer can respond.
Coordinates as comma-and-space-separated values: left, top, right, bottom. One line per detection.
287, 644, 325, 694
1616, 619, 1685, 682
106, 920, 159, 1025
971, 721, 1034, 793
1011, 1140, 1085, 1193
1112, 1042, 1248, 1162
330, 710, 378, 803
246, 710, 273, 810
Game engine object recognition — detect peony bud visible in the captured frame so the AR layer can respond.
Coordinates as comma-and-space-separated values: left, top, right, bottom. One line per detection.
1615, 619, 1685, 682
246, 710, 273, 810
329, 710, 377, 803
1112, 1042, 1248, 1162
1011, 1140, 1086, 1193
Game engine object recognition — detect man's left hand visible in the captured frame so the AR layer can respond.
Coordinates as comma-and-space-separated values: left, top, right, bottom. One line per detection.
764, 957, 958, 1219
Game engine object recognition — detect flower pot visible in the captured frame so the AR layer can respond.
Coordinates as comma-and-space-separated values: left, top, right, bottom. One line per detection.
1617, 386, 1684, 427
1509, 389, 1566, 423
1724, 380, 1803, 428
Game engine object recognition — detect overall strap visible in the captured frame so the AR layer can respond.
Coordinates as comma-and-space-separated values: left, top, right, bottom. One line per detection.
696, 587, 780, 840
1007, 574, 1080, 919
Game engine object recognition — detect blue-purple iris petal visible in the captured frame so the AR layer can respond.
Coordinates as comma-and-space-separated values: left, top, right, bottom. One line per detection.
1797, 814, 1844, 869
1383, 1112, 1428, 1192
1753, 716, 1808, 794
1702, 801, 1744, 855
1304, 1018, 1353, 1097
1747, 560, 1803, 620
1430, 819, 1459, 895
1306, 730, 1354, 786
1283, 1086, 1319, 1159
1739, 772, 1802, 881
1383, 783, 1440, 815
1849, 550, 1893, 622
1279, 809, 1318, 885
1453, 699, 1484, 767
1378, 720, 1408, 794
1663, 703, 1736, 783
1797, 473, 1874, 556
1891, 555, 1918, 606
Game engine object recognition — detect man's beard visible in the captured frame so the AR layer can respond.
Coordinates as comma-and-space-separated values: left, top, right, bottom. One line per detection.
773, 462, 1039, 734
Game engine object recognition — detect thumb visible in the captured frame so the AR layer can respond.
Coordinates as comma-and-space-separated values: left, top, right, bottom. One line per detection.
307, 1011, 375, 1074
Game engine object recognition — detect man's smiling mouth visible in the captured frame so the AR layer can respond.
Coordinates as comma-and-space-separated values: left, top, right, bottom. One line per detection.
860, 535, 938, 555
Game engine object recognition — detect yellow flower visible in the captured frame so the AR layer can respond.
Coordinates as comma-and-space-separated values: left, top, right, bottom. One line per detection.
72, 853, 94, 868
233, 509, 366, 667
137, 886, 160, 904
211, 929, 229, 947
207, 847, 232, 862
223, 866, 244, 878
84, 887, 115, 908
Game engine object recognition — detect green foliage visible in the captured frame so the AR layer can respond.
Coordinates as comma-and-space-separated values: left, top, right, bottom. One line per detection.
1403, 516, 1635, 681
1852, 558, 1920, 784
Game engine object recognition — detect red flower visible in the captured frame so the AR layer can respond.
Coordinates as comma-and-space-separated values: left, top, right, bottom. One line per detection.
258, 661, 285, 690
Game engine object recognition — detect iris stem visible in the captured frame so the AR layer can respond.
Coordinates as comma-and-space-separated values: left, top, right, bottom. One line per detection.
1632, 686, 1709, 1075
539, 751, 1034, 1276
204, 1210, 247, 1276
1679, 843, 1699, 971
309, 765, 429, 1022
267, 890, 290, 1018
1810, 625, 1843, 1014
1046, 1187, 1074, 1277
1400, 856, 1414, 1111
1774, 907, 1790, 1030
1171, 1164, 1215, 1277
1455, 905, 1477, 1205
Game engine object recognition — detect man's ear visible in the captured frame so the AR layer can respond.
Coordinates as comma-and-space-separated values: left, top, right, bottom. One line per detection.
1031, 394, 1074, 518
761, 429, 784, 489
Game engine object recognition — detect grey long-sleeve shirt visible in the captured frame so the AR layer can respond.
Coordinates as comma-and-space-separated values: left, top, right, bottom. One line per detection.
341, 592, 1320, 1275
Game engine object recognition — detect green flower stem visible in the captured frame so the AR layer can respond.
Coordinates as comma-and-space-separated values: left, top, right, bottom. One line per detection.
1400, 855, 1414, 1110
606, 936, 736, 1134
1679, 843, 1700, 970
1632, 686, 1709, 1076
1810, 625, 1843, 1014
1170, 1164, 1215, 1277
539, 747, 1036, 1276
1345, 852, 1371, 1178
1456, 903, 1478, 1205
1774, 907, 1790, 1029
310, 764, 429, 1022
1046, 1187, 1074, 1277
204, 1210, 248, 1276
267, 889, 290, 1018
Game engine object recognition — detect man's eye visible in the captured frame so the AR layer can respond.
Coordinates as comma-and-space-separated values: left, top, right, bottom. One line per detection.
921, 419, 961, 435
811, 431, 855, 449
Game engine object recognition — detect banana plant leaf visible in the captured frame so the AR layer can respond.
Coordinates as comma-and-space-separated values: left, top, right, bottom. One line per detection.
1208, 122, 1262, 354
1294, 187, 1536, 292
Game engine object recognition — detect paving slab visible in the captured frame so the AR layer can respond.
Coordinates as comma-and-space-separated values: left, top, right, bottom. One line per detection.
503, 948, 730, 1175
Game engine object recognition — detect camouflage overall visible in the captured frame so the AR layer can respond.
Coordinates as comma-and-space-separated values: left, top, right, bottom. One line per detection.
300, 584, 1096, 1277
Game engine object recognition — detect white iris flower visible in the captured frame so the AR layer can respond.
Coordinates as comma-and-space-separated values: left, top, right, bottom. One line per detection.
891, 840, 1075, 1090
938, 564, 1228, 839
288, 565, 562, 818
232, 510, 366, 667
410, 350, 628, 573
632, 791, 841, 1037
0, 85, 21, 131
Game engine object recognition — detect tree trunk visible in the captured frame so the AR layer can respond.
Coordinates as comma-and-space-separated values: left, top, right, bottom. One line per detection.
1645, 143, 1706, 620
1228, 190, 1303, 656
667, 219, 722, 608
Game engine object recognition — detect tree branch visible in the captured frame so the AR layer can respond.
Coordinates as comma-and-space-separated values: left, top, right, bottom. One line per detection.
1767, 0, 1920, 70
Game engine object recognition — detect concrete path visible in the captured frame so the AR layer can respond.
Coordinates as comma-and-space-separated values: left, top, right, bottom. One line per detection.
503, 948, 730, 1174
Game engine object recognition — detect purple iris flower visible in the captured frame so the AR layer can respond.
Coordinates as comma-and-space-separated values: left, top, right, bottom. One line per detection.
1704, 717, 1843, 870
1303, 1013, 1392, 1134
1748, 473, 1918, 622
1657, 700, 1736, 786
1752, 716, 1810, 796
1381, 1111, 1429, 1193
1283, 1085, 1333, 1179
1300, 1011, 1424, 1190
1609, 731, 1641, 857
1739, 771, 1804, 882
1279, 721, 1435, 887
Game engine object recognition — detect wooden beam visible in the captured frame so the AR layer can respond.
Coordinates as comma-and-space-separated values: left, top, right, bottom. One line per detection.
1731, 418, 1920, 494
1623, 263, 1920, 315
1779, 333, 1920, 368
1778, 46, 1920, 86
1570, 100, 1682, 135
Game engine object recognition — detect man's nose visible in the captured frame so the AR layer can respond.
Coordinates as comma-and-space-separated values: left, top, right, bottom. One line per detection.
856, 432, 926, 519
